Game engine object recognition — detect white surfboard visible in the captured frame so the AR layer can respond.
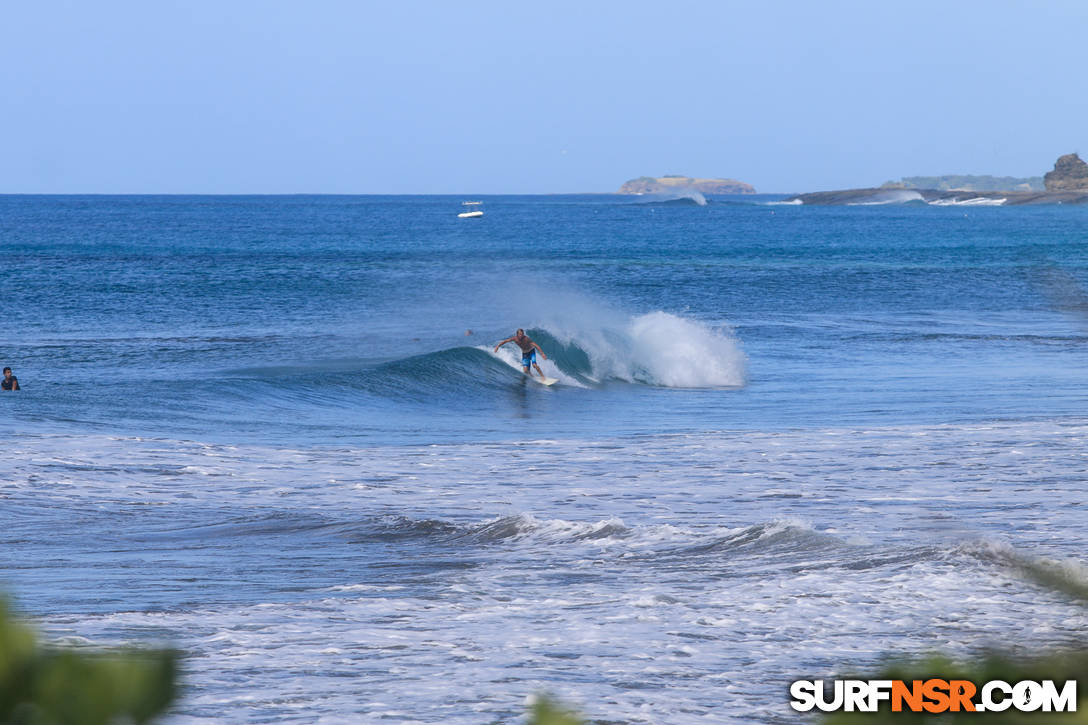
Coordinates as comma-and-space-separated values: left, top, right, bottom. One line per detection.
532, 376, 559, 386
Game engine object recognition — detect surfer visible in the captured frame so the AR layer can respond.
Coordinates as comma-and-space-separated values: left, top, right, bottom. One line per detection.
494, 329, 548, 379
2, 367, 19, 391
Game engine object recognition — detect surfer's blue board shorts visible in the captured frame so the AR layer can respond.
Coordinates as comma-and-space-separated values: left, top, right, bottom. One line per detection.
521, 350, 537, 367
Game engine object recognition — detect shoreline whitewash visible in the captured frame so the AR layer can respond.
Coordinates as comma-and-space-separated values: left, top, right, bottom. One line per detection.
4, 420, 1087, 723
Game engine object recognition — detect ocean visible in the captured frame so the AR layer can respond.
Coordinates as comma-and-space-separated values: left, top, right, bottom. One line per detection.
2, 193, 1087, 723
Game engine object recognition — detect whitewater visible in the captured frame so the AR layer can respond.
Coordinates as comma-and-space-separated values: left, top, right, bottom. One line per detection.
2, 194, 1087, 722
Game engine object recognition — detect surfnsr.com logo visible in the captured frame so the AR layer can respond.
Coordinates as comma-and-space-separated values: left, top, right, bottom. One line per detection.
790, 679, 1077, 713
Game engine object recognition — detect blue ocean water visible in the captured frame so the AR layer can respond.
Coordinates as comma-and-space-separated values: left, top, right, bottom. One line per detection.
2, 194, 1087, 722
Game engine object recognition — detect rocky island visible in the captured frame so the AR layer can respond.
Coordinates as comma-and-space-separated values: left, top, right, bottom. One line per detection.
1044, 153, 1088, 191
790, 154, 1088, 206
619, 175, 756, 195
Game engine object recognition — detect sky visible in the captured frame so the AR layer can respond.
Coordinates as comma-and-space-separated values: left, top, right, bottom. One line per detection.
3, 0, 1088, 194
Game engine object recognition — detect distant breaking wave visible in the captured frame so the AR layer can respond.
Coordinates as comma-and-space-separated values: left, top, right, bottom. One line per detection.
927, 196, 1007, 206
846, 189, 925, 205
794, 189, 1013, 206
627, 189, 708, 206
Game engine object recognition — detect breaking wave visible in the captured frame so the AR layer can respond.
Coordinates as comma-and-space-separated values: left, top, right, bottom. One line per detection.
223, 308, 746, 403
491, 310, 746, 388
846, 189, 925, 205
627, 189, 708, 206
928, 196, 1007, 206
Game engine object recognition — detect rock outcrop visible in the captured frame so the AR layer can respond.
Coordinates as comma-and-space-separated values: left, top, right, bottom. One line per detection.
1044, 153, 1088, 192
619, 175, 756, 194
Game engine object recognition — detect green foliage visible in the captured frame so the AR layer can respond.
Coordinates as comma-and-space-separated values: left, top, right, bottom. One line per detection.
527, 695, 585, 725
0, 599, 177, 725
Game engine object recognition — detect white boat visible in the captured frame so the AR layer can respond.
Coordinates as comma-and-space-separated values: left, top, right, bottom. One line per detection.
458, 201, 483, 218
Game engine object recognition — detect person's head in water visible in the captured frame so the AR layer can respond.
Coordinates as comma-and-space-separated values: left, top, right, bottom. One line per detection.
516, 328, 526, 338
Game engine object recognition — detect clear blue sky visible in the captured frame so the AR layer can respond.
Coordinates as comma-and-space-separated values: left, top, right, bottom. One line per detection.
4, 1, 1087, 193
